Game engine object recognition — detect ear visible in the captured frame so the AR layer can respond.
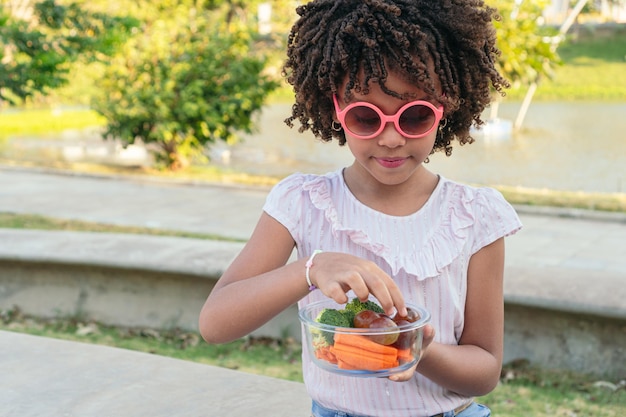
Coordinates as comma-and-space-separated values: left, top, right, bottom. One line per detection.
330, 95, 340, 123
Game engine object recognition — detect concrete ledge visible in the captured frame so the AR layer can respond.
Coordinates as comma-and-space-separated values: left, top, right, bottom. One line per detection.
503, 265, 626, 322
0, 228, 245, 277
1, 228, 625, 377
0, 259, 218, 331
0, 330, 311, 417
0, 229, 300, 338
513, 204, 626, 224
503, 304, 626, 380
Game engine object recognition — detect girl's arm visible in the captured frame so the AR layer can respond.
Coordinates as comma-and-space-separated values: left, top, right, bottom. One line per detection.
414, 237, 506, 396
199, 212, 406, 344
199, 212, 305, 344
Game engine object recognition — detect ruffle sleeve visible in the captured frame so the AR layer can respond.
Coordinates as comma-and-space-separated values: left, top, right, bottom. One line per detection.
468, 186, 523, 254
262, 173, 310, 238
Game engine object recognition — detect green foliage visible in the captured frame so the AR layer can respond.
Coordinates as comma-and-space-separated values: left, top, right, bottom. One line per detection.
0, 0, 137, 104
489, 0, 561, 88
481, 361, 626, 416
91, 2, 279, 170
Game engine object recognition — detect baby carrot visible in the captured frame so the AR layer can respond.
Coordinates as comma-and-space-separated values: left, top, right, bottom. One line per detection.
336, 355, 398, 371
333, 333, 399, 356
331, 343, 397, 362
396, 348, 414, 364
315, 345, 338, 364
330, 343, 399, 371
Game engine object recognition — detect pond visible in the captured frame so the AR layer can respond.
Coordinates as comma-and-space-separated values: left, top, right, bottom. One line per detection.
212, 101, 626, 194
2, 101, 625, 194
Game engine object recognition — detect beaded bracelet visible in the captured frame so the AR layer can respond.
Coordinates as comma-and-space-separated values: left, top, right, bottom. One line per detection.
305, 250, 323, 291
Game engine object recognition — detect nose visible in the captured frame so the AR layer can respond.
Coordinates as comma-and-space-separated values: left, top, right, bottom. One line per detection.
376, 122, 406, 148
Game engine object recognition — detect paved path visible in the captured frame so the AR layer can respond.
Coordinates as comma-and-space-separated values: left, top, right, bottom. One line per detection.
1, 165, 625, 318
0, 330, 311, 417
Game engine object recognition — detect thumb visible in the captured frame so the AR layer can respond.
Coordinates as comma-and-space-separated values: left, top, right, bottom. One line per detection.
422, 324, 435, 350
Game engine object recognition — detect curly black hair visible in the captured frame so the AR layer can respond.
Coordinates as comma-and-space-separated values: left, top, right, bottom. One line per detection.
282, 0, 509, 156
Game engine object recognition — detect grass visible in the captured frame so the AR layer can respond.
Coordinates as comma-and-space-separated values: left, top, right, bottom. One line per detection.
0, 212, 245, 242
495, 185, 626, 213
1, 308, 624, 415
499, 29, 626, 102
0, 108, 106, 141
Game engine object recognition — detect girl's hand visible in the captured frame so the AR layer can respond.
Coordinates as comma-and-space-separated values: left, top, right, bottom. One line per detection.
388, 324, 436, 382
308, 251, 406, 317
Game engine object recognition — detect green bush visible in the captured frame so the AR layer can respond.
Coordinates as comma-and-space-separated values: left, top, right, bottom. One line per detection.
92, 3, 279, 170
0, 0, 136, 104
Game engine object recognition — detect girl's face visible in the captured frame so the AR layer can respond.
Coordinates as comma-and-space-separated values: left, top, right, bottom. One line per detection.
335, 73, 442, 188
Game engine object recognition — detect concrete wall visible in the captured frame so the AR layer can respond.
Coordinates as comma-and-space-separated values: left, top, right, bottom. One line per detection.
0, 259, 300, 340
1, 257, 624, 378
504, 303, 626, 380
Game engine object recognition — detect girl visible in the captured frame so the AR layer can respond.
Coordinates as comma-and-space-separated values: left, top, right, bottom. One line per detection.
199, 1, 522, 416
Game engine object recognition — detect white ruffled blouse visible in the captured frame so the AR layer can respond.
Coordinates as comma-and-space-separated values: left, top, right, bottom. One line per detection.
263, 169, 522, 417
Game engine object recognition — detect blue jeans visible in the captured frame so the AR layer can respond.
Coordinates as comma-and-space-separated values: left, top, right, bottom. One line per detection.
311, 400, 491, 417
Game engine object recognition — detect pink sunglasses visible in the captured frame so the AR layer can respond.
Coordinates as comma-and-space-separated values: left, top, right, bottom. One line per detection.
333, 94, 444, 140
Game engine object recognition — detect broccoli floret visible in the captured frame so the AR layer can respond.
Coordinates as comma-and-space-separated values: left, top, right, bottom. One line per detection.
315, 308, 351, 344
316, 308, 351, 327
312, 333, 331, 349
344, 298, 384, 314
339, 309, 356, 327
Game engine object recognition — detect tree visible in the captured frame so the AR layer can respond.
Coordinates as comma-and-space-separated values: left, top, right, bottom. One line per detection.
0, 0, 136, 105
492, 0, 561, 90
482, 0, 562, 131
91, 1, 279, 170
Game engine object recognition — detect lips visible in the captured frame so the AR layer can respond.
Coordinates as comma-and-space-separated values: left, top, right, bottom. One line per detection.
376, 157, 407, 169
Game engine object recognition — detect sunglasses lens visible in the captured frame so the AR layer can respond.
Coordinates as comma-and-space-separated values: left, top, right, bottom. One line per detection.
398, 105, 436, 136
344, 106, 382, 137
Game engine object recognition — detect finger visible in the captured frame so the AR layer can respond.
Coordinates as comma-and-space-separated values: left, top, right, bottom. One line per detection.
365, 278, 395, 316
388, 362, 417, 382
320, 282, 349, 305
422, 324, 436, 349
369, 274, 405, 317
388, 283, 407, 317
348, 272, 373, 302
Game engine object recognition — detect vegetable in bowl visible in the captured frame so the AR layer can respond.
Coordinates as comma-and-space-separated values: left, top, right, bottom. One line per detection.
300, 298, 430, 377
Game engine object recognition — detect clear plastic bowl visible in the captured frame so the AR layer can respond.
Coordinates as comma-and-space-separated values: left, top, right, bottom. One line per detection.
298, 298, 431, 378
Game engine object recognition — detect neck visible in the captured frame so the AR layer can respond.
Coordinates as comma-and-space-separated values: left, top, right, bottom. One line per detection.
342, 164, 439, 216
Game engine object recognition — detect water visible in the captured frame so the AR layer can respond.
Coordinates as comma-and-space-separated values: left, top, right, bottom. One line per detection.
2, 102, 625, 194
428, 102, 626, 194
213, 102, 626, 194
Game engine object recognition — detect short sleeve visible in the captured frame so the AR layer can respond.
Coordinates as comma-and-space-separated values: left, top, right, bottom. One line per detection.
470, 187, 523, 254
262, 173, 309, 242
